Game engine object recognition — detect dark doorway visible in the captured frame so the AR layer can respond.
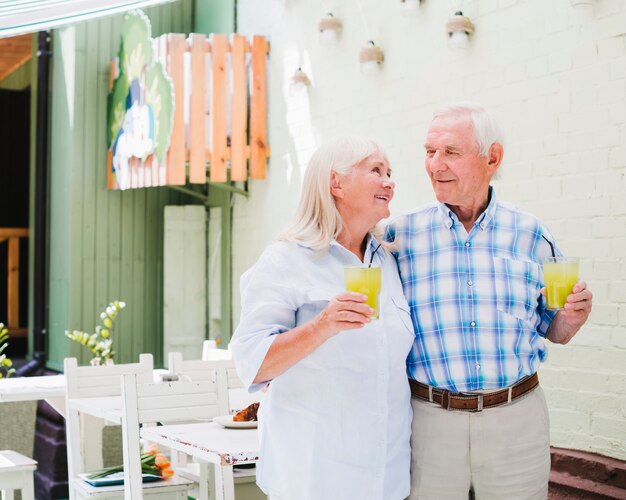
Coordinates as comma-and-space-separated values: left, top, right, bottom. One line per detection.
0, 88, 30, 357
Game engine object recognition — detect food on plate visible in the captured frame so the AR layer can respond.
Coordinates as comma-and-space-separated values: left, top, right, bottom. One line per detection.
233, 402, 259, 422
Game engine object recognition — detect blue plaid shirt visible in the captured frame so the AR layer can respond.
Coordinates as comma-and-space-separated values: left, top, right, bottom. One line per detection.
388, 187, 559, 392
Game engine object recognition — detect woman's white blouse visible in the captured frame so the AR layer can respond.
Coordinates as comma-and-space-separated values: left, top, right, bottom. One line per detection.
231, 238, 413, 500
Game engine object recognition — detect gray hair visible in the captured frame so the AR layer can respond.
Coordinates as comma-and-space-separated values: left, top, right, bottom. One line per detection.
279, 136, 389, 252
432, 102, 505, 157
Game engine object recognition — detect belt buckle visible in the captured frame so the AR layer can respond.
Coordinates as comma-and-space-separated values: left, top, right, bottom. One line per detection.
475, 394, 483, 412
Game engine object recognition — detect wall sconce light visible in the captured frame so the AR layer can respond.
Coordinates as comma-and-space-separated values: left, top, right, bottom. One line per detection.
359, 41, 384, 75
446, 11, 474, 50
319, 13, 342, 43
291, 67, 311, 93
401, 0, 422, 12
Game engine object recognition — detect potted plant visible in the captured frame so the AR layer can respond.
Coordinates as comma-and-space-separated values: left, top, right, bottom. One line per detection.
0, 323, 16, 378
65, 300, 126, 365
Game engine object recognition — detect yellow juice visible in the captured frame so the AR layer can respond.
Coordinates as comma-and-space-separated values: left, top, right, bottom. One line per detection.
344, 266, 382, 319
543, 258, 579, 310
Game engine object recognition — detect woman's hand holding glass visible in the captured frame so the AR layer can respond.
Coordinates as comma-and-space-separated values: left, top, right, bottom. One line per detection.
311, 292, 374, 340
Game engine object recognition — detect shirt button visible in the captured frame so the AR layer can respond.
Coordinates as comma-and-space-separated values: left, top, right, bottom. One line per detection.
480, 223, 486, 230
470, 321, 476, 327
467, 280, 473, 286
465, 242, 471, 247
476, 363, 481, 370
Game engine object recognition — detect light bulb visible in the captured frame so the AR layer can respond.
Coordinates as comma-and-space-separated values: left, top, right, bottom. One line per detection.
319, 13, 342, 44
359, 41, 384, 75
446, 11, 474, 50
291, 68, 311, 93
401, 0, 421, 12
448, 31, 469, 50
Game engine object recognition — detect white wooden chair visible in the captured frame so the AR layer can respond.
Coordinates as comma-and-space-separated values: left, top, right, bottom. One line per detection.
166, 350, 261, 500
120, 372, 227, 499
201, 339, 231, 361
169, 351, 259, 415
64, 353, 191, 499
0, 449, 36, 500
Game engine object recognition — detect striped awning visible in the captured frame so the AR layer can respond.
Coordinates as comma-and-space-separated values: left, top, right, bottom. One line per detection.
0, 0, 175, 38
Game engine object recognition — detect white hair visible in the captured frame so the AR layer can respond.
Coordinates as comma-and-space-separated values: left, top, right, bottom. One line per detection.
279, 135, 389, 252
432, 102, 505, 157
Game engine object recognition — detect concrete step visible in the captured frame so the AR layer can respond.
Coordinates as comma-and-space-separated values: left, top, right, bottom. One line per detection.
549, 447, 626, 500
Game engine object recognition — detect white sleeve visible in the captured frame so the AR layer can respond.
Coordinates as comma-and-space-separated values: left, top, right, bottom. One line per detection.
230, 246, 300, 393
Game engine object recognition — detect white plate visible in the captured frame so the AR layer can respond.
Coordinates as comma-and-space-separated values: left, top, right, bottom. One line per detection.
214, 414, 258, 429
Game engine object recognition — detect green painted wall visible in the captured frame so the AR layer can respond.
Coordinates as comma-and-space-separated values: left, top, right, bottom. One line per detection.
194, 0, 234, 34
47, 0, 196, 370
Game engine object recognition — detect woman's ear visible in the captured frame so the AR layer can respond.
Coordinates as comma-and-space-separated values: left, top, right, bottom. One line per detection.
330, 171, 344, 198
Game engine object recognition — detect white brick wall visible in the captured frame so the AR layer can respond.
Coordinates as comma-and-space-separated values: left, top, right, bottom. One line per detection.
234, 0, 626, 460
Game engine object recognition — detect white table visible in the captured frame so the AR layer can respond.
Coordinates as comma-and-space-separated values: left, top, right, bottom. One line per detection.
0, 370, 168, 417
141, 422, 259, 500
0, 370, 166, 472
0, 374, 66, 415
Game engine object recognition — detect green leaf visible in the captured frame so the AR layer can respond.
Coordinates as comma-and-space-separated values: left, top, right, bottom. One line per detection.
119, 11, 153, 81
107, 76, 129, 148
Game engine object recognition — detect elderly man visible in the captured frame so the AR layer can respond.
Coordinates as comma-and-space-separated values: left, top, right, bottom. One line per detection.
388, 103, 592, 500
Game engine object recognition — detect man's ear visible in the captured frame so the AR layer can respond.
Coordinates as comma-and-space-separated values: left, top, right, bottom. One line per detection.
330, 171, 344, 198
487, 143, 504, 173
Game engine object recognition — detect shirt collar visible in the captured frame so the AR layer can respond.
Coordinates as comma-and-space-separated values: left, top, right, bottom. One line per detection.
437, 186, 497, 231
329, 233, 382, 264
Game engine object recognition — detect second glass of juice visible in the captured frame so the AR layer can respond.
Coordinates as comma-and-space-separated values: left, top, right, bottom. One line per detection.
542, 257, 579, 310
344, 265, 382, 319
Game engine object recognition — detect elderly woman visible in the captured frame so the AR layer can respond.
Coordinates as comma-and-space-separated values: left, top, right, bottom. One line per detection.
231, 136, 413, 500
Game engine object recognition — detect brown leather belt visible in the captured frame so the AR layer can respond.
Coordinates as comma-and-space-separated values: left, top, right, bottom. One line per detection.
409, 373, 539, 412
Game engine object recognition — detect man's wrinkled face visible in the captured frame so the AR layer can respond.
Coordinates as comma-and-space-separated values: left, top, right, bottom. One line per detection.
424, 114, 496, 209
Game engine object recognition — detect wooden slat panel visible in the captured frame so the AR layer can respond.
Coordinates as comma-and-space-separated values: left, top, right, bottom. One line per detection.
250, 35, 268, 179
209, 34, 228, 183
166, 33, 186, 185
189, 33, 207, 184
143, 155, 152, 188
7, 237, 19, 329
0, 228, 28, 238
230, 35, 248, 182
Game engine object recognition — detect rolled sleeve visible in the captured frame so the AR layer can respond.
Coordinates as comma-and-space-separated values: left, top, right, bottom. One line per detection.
230, 247, 299, 392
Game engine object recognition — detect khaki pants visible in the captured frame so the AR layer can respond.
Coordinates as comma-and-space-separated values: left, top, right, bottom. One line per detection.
409, 387, 550, 500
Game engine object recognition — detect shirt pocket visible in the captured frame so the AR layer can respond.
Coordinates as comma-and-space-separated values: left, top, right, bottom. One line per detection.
391, 296, 415, 338
493, 257, 541, 322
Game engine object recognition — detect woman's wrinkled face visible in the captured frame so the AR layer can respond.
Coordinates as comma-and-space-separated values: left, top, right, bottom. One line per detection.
334, 152, 395, 228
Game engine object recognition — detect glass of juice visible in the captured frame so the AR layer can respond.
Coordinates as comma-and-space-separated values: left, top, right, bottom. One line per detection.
542, 257, 579, 310
344, 265, 382, 319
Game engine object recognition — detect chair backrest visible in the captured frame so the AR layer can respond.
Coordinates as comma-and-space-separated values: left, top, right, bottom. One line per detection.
201, 339, 232, 361
63, 353, 155, 486
64, 353, 154, 399
168, 351, 259, 413
120, 373, 223, 498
